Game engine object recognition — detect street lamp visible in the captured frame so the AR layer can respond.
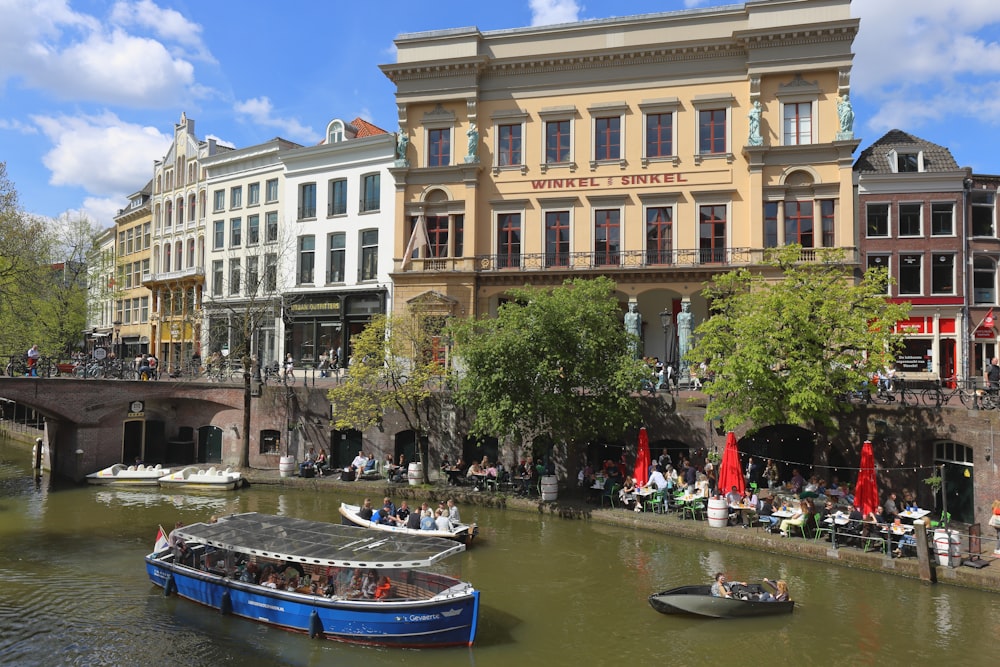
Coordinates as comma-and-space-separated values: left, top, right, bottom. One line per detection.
112, 320, 122, 360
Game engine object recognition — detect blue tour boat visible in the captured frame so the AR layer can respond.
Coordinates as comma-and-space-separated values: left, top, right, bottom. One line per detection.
146, 512, 479, 647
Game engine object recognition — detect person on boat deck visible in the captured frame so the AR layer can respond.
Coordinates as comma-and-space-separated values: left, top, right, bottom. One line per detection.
760, 578, 789, 602
395, 501, 411, 524
347, 571, 365, 598
372, 502, 403, 526
362, 571, 378, 599
447, 498, 461, 525
420, 507, 436, 530
374, 575, 392, 600
168, 521, 190, 563
405, 505, 422, 530
382, 496, 397, 516
261, 573, 280, 589
358, 498, 374, 521
434, 508, 451, 531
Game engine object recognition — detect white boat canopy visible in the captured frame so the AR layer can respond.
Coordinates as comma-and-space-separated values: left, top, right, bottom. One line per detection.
172, 513, 466, 569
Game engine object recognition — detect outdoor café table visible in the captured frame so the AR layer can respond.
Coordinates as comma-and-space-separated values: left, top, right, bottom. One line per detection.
771, 507, 798, 519
729, 502, 755, 526
444, 467, 464, 486
880, 523, 914, 556
898, 507, 930, 522
823, 512, 852, 548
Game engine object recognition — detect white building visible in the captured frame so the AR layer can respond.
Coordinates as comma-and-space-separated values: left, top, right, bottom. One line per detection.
200, 137, 303, 367
278, 117, 396, 366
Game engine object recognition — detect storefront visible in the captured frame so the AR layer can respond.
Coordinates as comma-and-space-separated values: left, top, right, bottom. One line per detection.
894, 313, 958, 383
284, 290, 386, 366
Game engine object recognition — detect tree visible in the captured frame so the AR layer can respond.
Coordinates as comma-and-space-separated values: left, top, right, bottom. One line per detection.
327, 311, 451, 481
688, 245, 911, 432
451, 276, 648, 459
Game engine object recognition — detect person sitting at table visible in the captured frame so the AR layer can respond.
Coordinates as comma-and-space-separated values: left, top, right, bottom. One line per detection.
619, 476, 638, 509
894, 516, 930, 558
314, 450, 329, 477
738, 486, 759, 528
901, 486, 917, 509
760, 578, 790, 602
725, 485, 742, 506
883, 491, 899, 521
779, 500, 809, 537
695, 472, 710, 498
644, 464, 668, 491
757, 497, 778, 533
440, 455, 451, 471
663, 464, 678, 490
466, 461, 486, 490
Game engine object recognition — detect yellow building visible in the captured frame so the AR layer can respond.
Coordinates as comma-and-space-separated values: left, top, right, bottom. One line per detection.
111, 181, 153, 357
381, 0, 861, 361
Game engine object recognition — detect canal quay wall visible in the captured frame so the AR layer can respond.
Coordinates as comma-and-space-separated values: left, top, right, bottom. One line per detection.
245, 470, 1000, 596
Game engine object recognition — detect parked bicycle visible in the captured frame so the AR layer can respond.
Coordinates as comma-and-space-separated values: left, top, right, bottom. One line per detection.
920, 376, 977, 408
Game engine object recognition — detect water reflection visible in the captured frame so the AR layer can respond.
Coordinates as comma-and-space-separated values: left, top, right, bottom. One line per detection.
0, 438, 997, 666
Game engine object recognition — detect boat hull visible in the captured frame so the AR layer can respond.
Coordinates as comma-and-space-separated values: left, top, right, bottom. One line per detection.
338, 503, 477, 545
648, 585, 794, 618
86, 464, 170, 486
157, 466, 242, 490
146, 558, 479, 648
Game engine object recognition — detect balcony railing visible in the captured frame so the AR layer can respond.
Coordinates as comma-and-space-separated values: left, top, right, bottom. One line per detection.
144, 267, 206, 283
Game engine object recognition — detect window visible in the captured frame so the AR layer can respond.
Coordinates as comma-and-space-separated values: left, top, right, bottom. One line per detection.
820, 200, 835, 247
497, 124, 522, 166
645, 113, 673, 158
644, 206, 673, 264
328, 178, 347, 216
360, 230, 378, 281
212, 260, 223, 296
264, 253, 277, 292
497, 213, 521, 269
594, 117, 621, 161
699, 109, 727, 154
248, 182, 260, 206
782, 102, 812, 145
143, 222, 151, 248
898, 254, 922, 295
594, 209, 620, 266
545, 211, 570, 267
247, 256, 259, 294
229, 218, 241, 247
897, 153, 919, 172
265, 178, 278, 202
328, 233, 345, 282
699, 205, 726, 263
899, 203, 922, 237
140, 296, 149, 322
361, 173, 380, 212
427, 215, 449, 258
213, 221, 224, 250
298, 183, 316, 219
188, 194, 196, 222
229, 259, 241, 295
545, 120, 571, 164
187, 238, 195, 267
454, 215, 464, 257
428, 128, 450, 167
265, 211, 278, 242
126, 229, 134, 255
165, 200, 172, 227
177, 198, 184, 226
764, 202, 779, 248
971, 190, 995, 237
784, 201, 814, 247
213, 190, 224, 212
866, 203, 889, 237
230, 186, 242, 209
142, 258, 150, 278
298, 236, 315, 284
974, 256, 996, 304
247, 214, 259, 245
199, 192, 206, 219
931, 202, 954, 236
931, 254, 955, 295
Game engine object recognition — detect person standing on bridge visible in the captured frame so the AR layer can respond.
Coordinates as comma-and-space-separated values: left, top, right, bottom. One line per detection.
26, 345, 40, 377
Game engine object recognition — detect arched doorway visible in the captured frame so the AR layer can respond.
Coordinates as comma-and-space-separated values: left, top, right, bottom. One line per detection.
933, 440, 975, 524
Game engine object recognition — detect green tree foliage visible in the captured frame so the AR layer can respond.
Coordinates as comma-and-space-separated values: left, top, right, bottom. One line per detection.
451, 277, 648, 451
327, 311, 450, 480
688, 245, 910, 432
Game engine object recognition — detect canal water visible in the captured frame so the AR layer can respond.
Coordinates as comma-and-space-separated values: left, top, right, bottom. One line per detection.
0, 438, 996, 666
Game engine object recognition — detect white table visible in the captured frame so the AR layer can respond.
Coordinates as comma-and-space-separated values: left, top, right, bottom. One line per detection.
771, 508, 799, 519
823, 513, 851, 526
899, 508, 930, 521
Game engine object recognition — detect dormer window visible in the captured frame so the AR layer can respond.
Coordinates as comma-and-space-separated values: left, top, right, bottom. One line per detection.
327, 120, 345, 144
888, 149, 923, 173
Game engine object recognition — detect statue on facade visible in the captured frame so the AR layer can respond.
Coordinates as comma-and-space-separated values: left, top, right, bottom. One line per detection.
747, 100, 763, 146
676, 301, 693, 375
837, 94, 854, 139
465, 122, 479, 163
395, 129, 409, 166
624, 302, 642, 359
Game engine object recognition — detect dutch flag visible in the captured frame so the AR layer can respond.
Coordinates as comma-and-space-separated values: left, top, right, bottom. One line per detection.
154, 525, 169, 554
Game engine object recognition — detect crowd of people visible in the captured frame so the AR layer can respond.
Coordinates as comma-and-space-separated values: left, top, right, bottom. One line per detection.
356, 496, 464, 532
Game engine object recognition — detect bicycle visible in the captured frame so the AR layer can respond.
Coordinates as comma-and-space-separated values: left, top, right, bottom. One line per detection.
892, 378, 921, 406
920, 377, 976, 408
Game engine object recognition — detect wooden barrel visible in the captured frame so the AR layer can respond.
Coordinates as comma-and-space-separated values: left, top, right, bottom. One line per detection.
541, 475, 558, 501
279, 456, 296, 478
933, 528, 960, 567
707, 497, 729, 527
408, 462, 423, 486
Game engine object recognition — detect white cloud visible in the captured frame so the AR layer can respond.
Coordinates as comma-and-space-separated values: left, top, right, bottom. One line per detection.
683, 0, 712, 7
853, 0, 1000, 131
31, 112, 170, 199
0, 0, 199, 107
109, 0, 215, 63
530, 0, 581, 26
233, 97, 317, 143
0, 118, 38, 134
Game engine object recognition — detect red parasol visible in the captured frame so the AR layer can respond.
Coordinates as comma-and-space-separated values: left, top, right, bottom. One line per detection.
853, 440, 879, 516
634, 427, 651, 485
716, 431, 745, 497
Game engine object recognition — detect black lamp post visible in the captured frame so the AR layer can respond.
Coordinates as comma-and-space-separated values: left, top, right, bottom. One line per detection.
112, 320, 122, 360
660, 308, 676, 394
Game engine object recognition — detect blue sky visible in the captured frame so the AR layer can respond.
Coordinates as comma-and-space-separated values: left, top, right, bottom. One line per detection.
2, 0, 1000, 227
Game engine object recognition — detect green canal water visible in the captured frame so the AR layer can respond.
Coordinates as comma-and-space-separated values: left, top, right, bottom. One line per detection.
0, 438, 995, 666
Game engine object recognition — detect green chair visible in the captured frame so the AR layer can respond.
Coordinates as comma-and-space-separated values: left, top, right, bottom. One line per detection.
685, 499, 706, 521
929, 511, 951, 529
601, 484, 621, 509
813, 513, 832, 542
644, 490, 665, 514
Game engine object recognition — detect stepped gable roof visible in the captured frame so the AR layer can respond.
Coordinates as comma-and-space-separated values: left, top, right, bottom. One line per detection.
854, 129, 959, 174
350, 117, 389, 137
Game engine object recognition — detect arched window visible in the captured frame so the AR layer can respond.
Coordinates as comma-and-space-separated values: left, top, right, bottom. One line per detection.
188, 194, 196, 222
165, 200, 172, 227
164, 244, 171, 272
175, 241, 183, 269
176, 197, 184, 226
973, 256, 996, 305
187, 239, 195, 267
